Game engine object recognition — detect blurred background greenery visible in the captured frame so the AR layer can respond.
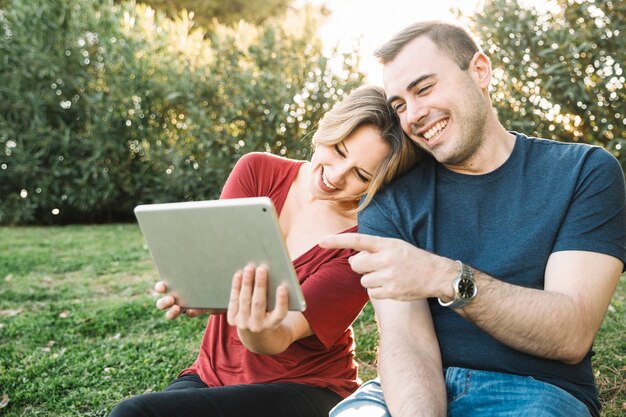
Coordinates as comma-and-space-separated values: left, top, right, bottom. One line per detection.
0, 0, 364, 224
0, 0, 623, 225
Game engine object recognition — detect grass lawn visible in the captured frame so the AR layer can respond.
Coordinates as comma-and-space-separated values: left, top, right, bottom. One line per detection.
0, 224, 624, 416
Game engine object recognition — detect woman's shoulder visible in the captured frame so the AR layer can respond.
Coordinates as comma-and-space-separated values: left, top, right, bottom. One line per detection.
237, 152, 305, 171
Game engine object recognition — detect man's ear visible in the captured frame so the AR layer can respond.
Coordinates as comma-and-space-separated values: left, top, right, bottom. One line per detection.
469, 52, 491, 90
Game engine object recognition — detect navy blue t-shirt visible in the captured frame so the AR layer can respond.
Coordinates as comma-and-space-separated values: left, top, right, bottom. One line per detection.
359, 133, 626, 416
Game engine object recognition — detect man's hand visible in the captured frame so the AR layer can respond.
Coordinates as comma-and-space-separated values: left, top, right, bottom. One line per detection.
319, 233, 457, 301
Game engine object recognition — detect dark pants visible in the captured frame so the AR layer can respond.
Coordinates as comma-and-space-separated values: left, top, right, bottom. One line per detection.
109, 374, 343, 417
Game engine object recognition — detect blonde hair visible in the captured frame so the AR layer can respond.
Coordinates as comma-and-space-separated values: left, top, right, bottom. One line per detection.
374, 20, 482, 70
312, 85, 422, 212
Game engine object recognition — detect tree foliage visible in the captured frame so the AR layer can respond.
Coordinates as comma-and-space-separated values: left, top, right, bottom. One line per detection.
467, 0, 625, 168
0, 0, 364, 224
118, 0, 293, 28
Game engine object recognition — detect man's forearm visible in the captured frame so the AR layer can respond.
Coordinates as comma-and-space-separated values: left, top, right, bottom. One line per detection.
374, 299, 446, 417
378, 338, 446, 417
459, 273, 586, 362
456, 252, 622, 363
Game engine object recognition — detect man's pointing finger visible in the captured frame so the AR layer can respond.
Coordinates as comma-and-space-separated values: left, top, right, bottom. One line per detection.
319, 233, 382, 252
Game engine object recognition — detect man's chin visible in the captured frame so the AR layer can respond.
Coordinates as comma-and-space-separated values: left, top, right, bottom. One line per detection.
412, 139, 436, 159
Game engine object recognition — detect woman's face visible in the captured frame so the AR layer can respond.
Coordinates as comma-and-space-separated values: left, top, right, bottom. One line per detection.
309, 125, 389, 203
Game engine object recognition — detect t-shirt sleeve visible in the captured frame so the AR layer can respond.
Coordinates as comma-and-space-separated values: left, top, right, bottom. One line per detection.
300, 252, 369, 349
553, 147, 626, 267
358, 198, 404, 239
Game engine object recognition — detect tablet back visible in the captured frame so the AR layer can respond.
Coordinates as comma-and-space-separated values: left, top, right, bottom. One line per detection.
134, 197, 306, 311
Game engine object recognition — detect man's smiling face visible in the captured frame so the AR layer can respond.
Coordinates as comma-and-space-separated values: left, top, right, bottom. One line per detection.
383, 36, 489, 170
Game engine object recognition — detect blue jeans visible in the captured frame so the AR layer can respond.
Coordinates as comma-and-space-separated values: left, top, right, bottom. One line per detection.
329, 368, 592, 417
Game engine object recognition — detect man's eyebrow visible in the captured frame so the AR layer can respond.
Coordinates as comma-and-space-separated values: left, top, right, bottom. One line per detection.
387, 73, 436, 106
406, 73, 435, 92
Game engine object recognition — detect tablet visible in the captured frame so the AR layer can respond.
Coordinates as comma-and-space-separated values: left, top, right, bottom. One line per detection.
134, 197, 306, 311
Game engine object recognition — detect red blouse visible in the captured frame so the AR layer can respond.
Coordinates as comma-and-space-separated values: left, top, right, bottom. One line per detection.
181, 152, 369, 397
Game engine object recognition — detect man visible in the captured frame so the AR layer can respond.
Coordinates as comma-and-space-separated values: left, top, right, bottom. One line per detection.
320, 20, 626, 417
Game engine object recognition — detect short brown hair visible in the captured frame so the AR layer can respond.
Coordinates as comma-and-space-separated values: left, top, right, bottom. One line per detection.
312, 85, 422, 212
374, 20, 482, 70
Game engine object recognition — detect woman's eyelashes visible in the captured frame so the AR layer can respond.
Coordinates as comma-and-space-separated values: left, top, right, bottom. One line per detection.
334, 143, 345, 157
355, 170, 369, 182
333, 143, 369, 183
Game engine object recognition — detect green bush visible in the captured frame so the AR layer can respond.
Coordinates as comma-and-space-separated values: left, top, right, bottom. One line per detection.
0, 0, 364, 224
124, 0, 293, 27
468, 0, 625, 169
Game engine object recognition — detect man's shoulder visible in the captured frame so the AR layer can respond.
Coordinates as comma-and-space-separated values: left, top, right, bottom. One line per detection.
515, 132, 620, 170
518, 133, 607, 157
362, 156, 436, 220
364, 157, 435, 211
383, 155, 436, 188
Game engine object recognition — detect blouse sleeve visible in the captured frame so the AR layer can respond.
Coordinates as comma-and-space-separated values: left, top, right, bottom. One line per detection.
220, 152, 268, 199
300, 250, 369, 349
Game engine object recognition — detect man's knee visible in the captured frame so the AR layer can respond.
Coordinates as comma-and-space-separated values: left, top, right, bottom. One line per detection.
330, 403, 391, 417
329, 379, 391, 417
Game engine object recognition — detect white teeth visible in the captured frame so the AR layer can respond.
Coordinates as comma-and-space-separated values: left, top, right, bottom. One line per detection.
423, 119, 448, 140
322, 171, 337, 190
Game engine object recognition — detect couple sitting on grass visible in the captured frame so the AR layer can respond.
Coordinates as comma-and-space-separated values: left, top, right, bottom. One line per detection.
109, 20, 626, 417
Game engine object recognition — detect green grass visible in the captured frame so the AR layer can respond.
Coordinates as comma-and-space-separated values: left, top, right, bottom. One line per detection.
0, 225, 624, 416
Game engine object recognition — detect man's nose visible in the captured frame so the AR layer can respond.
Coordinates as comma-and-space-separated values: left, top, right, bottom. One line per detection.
405, 99, 429, 129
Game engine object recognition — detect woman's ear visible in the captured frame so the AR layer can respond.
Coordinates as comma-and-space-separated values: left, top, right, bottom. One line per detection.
469, 52, 491, 90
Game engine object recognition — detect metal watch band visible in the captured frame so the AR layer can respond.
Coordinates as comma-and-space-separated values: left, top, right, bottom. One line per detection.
437, 260, 474, 308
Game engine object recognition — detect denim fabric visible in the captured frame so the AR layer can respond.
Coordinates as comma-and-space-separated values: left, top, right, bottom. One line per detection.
445, 368, 592, 417
329, 378, 390, 417
329, 368, 593, 417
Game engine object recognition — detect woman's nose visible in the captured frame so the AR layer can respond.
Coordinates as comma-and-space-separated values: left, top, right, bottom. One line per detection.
326, 164, 350, 185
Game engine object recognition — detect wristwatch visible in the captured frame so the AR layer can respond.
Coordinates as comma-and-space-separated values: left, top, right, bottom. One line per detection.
437, 260, 477, 309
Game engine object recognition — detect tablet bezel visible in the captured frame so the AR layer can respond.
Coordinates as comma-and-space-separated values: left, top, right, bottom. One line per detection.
134, 197, 306, 311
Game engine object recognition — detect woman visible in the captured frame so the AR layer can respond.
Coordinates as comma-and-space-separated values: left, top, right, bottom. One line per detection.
109, 85, 421, 417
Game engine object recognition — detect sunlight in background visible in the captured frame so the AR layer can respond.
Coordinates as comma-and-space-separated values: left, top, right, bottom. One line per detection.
299, 0, 561, 84
310, 0, 479, 84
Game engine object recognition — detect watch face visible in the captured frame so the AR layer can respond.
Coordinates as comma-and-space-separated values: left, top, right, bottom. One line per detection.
458, 277, 476, 299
